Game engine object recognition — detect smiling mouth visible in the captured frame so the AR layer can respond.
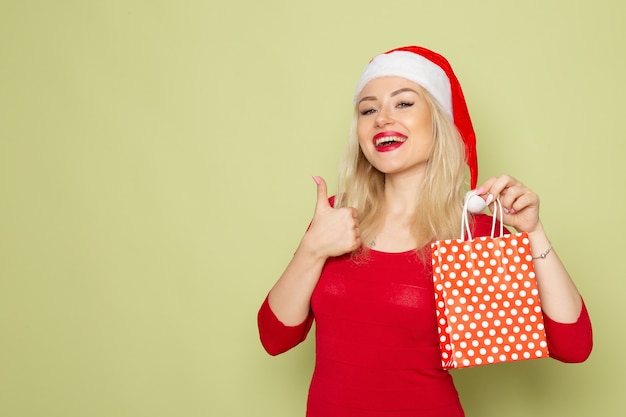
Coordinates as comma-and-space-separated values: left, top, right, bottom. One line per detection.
374, 136, 407, 148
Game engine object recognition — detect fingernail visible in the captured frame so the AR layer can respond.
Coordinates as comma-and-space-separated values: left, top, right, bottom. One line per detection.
312, 176, 320, 185
509, 208, 516, 214
485, 194, 494, 205
475, 186, 485, 195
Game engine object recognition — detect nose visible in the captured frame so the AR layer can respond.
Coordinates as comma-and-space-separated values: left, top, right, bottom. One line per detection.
375, 108, 393, 128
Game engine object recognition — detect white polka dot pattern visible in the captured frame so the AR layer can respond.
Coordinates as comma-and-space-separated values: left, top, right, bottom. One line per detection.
431, 232, 549, 369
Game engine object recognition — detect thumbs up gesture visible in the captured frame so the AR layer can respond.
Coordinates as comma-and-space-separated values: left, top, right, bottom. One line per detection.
302, 176, 362, 259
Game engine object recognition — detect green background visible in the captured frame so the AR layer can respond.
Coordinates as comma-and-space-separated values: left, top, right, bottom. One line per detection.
1, 0, 623, 416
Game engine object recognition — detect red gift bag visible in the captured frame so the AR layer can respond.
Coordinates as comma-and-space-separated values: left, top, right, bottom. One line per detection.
431, 195, 549, 369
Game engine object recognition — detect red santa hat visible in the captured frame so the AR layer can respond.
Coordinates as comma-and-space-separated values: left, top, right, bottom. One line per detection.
355, 46, 478, 189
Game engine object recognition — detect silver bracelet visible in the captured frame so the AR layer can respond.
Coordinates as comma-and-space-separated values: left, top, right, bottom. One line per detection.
532, 242, 553, 259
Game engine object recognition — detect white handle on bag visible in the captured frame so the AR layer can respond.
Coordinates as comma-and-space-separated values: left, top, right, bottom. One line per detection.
461, 191, 504, 240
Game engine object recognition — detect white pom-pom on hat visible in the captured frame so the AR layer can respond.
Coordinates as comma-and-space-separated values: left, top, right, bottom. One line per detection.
464, 191, 487, 214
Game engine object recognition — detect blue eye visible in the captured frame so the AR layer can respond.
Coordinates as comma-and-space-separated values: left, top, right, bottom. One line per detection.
397, 101, 414, 108
360, 108, 376, 116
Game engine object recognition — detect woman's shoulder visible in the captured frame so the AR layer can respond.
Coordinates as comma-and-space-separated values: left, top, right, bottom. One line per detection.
471, 213, 507, 237
471, 213, 499, 237
472, 213, 492, 226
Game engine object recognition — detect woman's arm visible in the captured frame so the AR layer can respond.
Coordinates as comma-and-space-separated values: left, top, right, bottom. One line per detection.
475, 175, 592, 361
526, 222, 582, 323
476, 175, 584, 322
543, 301, 592, 363
257, 295, 314, 356
267, 236, 333, 326
258, 177, 361, 353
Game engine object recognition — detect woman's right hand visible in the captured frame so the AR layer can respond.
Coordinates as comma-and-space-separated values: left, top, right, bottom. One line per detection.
301, 176, 362, 259
266, 176, 359, 325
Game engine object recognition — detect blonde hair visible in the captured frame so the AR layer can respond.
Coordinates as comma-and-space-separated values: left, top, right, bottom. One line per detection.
335, 89, 467, 256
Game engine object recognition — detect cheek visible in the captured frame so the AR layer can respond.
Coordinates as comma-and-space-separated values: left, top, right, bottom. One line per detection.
408, 117, 434, 142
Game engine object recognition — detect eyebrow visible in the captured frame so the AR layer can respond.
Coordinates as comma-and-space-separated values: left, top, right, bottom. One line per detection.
358, 87, 419, 104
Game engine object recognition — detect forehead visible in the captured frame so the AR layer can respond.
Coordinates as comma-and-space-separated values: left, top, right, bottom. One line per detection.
357, 76, 425, 99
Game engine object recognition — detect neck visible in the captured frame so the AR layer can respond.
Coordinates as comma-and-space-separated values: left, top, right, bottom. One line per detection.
383, 172, 424, 217
366, 174, 423, 251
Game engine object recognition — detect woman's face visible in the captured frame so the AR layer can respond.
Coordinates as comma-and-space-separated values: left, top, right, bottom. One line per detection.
356, 77, 434, 178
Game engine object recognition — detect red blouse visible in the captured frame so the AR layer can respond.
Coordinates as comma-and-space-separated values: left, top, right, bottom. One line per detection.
258, 214, 592, 416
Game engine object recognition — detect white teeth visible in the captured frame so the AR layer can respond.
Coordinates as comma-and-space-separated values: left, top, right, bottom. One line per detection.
375, 136, 407, 146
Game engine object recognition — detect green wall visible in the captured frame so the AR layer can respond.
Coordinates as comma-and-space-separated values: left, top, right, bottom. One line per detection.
1, 1, 623, 416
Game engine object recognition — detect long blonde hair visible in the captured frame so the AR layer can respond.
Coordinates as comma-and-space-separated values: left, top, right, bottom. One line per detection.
334, 89, 468, 255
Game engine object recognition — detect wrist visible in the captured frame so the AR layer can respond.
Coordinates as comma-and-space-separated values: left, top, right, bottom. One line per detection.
296, 234, 328, 263
527, 220, 545, 239
527, 223, 552, 260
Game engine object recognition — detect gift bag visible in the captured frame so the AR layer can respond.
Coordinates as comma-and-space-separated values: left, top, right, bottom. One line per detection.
431, 194, 549, 369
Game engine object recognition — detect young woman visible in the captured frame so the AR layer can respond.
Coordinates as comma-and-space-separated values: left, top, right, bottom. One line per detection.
257, 46, 592, 417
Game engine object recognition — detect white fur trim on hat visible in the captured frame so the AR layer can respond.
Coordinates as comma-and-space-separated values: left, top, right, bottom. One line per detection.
354, 50, 452, 116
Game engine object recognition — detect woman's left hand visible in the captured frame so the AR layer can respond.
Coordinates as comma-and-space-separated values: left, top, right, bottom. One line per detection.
476, 175, 541, 234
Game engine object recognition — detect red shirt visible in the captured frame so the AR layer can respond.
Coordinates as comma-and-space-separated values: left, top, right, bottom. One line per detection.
258, 214, 592, 416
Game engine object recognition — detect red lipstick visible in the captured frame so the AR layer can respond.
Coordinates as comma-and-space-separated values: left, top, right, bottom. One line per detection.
373, 131, 408, 152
